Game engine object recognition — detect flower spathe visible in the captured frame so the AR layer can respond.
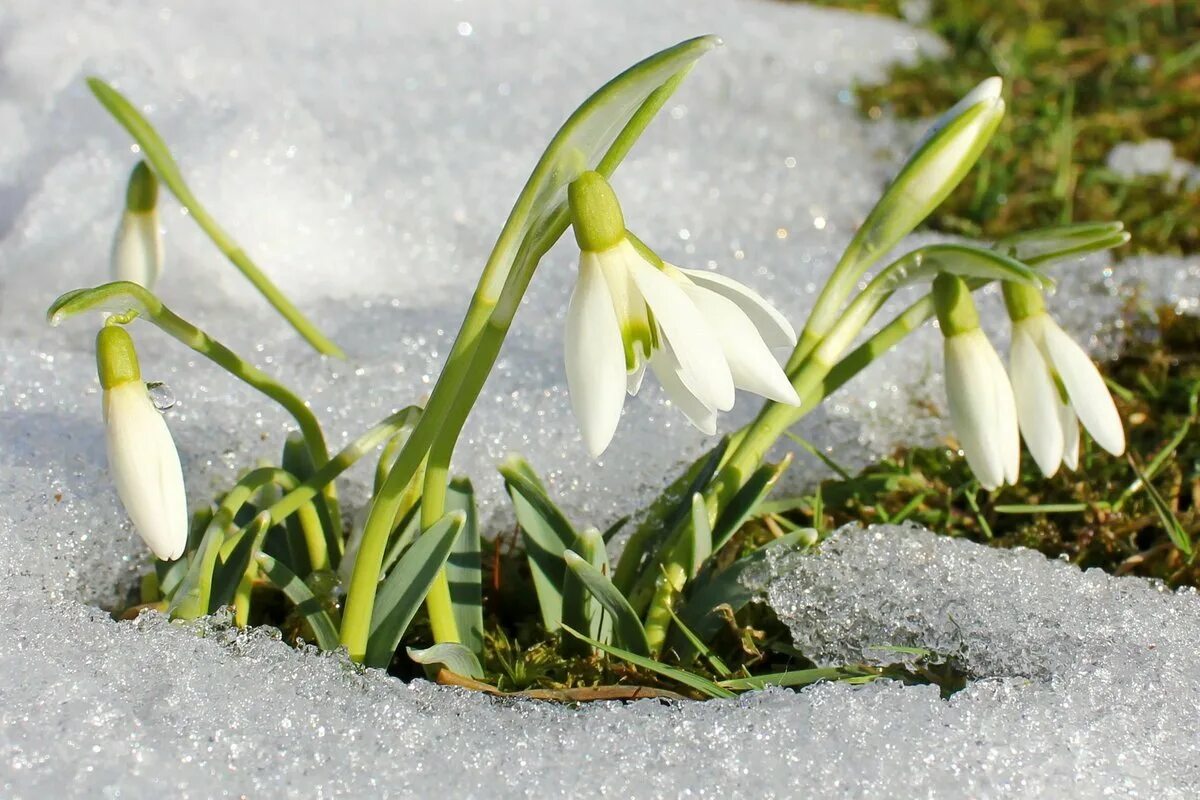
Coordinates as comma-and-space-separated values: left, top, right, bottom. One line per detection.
934, 274, 1019, 490
111, 161, 163, 290
564, 172, 799, 456
1004, 283, 1125, 476
97, 325, 188, 561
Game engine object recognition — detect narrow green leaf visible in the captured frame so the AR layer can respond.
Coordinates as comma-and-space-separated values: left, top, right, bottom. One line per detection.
1130, 458, 1193, 558
501, 456, 578, 630
561, 529, 603, 656
256, 553, 340, 651
407, 643, 485, 680
445, 478, 484, 658
365, 512, 466, 668
560, 625, 734, 699
283, 433, 340, 569
718, 666, 871, 691
994, 503, 1090, 514
669, 533, 805, 655
563, 550, 650, 656
711, 455, 791, 552
665, 606, 731, 677
619, 436, 731, 608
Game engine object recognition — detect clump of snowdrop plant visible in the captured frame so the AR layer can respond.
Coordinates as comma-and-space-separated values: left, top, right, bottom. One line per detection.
47, 37, 1132, 699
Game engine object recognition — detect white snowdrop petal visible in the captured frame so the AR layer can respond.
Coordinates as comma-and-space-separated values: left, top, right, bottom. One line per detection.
1009, 325, 1063, 477
104, 382, 187, 560
1040, 318, 1125, 456
565, 254, 627, 457
1058, 400, 1080, 471
676, 267, 797, 349
977, 334, 1021, 485
626, 252, 735, 412
681, 283, 799, 404
944, 331, 1007, 490
649, 348, 717, 435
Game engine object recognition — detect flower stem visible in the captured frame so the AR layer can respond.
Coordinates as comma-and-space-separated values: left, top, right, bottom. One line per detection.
146, 302, 342, 540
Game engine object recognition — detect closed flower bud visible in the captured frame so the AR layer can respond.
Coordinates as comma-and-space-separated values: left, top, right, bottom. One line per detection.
97, 325, 187, 560
111, 161, 164, 289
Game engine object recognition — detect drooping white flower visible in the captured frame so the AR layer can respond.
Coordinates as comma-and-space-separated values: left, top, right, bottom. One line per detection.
564, 171, 799, 456
934, 274, 1020, 490
97, 325, 187, 561
111, 161, 164, 290
1004, 282, 1125, 476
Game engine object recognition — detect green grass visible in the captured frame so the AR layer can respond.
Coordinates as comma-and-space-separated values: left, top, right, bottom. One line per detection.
805, 0, 1200, 254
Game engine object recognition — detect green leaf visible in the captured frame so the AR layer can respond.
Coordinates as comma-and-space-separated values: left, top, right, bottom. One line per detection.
444, 478, 484, 658
718, 666, 872, 691
86, 77, 344, 357
500, 456, 578, 631
256, 553, 340, 651
669, 532, 806, 656
1129, 458, 1193, 559
711, 455, 792, 552
617, 436, 731, 607
560, 625, 734, 699
407, 643, 485, 680
365, 512, 466, 668
283, 433, 340, 569
563, 550, 650, 656
665, 606, 731, 677
561, 528, 606, 656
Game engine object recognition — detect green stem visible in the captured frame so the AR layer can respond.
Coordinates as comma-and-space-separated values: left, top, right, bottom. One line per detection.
147, 303, 341, 529
86, 77, 344, 358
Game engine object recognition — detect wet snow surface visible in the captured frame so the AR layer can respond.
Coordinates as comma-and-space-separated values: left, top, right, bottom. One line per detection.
1, 0, 1198, 796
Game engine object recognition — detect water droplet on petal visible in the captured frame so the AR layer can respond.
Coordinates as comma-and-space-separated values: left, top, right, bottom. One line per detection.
146, 381, 176, 411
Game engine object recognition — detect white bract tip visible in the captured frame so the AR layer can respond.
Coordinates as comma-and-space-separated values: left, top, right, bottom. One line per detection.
1009, 313, 1125, 475
104, 381, 188, 560
943, 328, 1020, 490
563, 238, 798, 456
111, 209, 164, 290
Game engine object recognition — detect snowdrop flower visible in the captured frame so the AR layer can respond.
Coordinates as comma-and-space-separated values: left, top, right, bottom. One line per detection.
1003, 281, 1125, 476
564, 171, 799, 456
96, 325, 187, 560
111, 162, 164, 290
933, 274, 1019, 490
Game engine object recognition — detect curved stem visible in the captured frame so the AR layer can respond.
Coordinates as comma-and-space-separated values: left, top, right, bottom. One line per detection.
147, 303, 341, 535
87, 77, 344, 358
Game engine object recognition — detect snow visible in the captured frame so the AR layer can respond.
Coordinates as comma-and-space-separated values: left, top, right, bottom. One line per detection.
1, 0, 1199, 796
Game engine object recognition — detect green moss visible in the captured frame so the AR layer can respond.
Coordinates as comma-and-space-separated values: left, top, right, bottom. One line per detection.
804, 0, 1200, 254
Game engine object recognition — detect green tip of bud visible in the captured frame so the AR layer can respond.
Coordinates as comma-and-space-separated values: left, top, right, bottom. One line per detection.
96, 325, 142, 389
931, 273, 980, 337
125, 161, 158, 213
568, 171, 626, 252
1001, 280, 1046, 322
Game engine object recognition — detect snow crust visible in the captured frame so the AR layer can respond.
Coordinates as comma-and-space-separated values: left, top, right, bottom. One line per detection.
1, 0, 1198, 796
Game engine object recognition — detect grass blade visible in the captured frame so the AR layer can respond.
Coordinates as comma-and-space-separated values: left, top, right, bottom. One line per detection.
365, 512, 465, 668
718, 666, 871, 691
563, 550, 650, 656
711, 454, 792, 551
561, 625, 734, 699
445, 478, 484, 657
256, 553, 340, 651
